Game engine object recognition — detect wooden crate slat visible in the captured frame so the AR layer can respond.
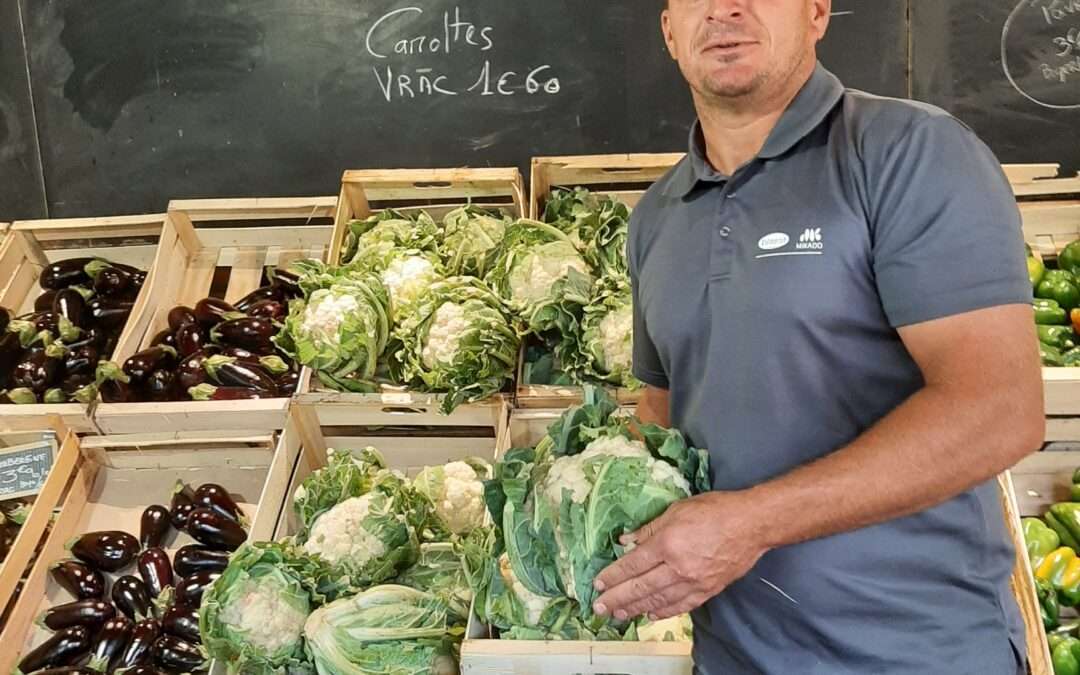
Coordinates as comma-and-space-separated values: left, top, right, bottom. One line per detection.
11, 213, 166, 242
223, 248, 263, 305
1004, 163, 1062, 184
195, 224, 334, 250
530, 153, 684, 218
167, 196, 337, 222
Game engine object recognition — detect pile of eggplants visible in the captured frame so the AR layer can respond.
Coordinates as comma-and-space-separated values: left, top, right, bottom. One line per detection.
18, 482, 248, 675
0, 498, 31, 563
0, 258, 146, 406
98, 268, 302, 403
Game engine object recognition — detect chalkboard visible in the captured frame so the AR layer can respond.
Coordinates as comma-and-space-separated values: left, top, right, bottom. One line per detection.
912, 1, 1080, 175
0, 1, 46, 220
7, 0, 907, 218
0, 436, 56, 500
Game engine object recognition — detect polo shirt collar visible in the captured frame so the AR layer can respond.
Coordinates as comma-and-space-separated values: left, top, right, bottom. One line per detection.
665, 62, 845, 198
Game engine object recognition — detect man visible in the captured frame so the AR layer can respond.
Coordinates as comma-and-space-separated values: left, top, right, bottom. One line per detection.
591, 1, 1045, 673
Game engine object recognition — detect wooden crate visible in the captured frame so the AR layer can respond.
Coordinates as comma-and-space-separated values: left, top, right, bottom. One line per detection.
93, 197, 335, 434
1005, 164, 1080, 202
0, 424, 74, 627
0, 427, 300, 674
328, 167, 525, 265
460, 407, 692, 675
0, 214, 167, 432
517, 154, 683, 410
310, 169, 525, 418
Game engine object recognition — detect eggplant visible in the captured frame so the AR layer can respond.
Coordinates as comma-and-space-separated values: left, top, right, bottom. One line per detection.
13, 350, 61, 394
210, 317, 275, 354
137, 548, 174, 598
170, 482, 197, 530
53, 289, 88, 329
244, 299, 286, 321
160, 605, 200, 644
275, 370, 300, 396
218, 347, 289, 375
40, 258, 95, 290
143, 369, 175, 402
27, 311, 61, 335
34, 290, 58, 313
67, 531, 140, 573
268, 268, 302, 298
203, 356, 277, 394
140, 505, 171, 549
151, 635, 205, 674
193, 298, 239, 329
116, 667, 164, 675
100, 377, 135, 403
187, 384, 271, 401
185, 508, 245, 551
61, 372, 95, 399
173, 571, 221, 608
88, 297, 135, 329
234, 285, 283, 312
93, 267, 133, 297
148, 329, 177, 349
115, 618, 160, 671
88, 615, 134, 673
167, 306, 197, 333
122, 346, 177, 384
35, 599, 115, 632
172, 545, 229, 577
16, 626, 92, 673
193, 484, 246, 524
63, 343, 98, 378
174, 323, 207, 358
50, 559, 106, 599
25, 669, 97, 675
112, 575, 154, 621
0, 331, 23, 389
174, 350, 213, 391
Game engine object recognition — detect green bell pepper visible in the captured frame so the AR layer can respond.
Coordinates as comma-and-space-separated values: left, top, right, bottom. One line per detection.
1037, 299, 1071, 326
1045, 342, 1067, 367
1038, 275, 1080, 312
1048, 511, 1080, 552
1060, 240, 1080, 276
1065, 348, 1080, 368
1039, 577, 1062, 630
1054, 636, 1080, 675
1026, 517, 1063, 567
1052, 633, 1071, 654
1041, 325, 1079, 350
1031, 247, 1048, 289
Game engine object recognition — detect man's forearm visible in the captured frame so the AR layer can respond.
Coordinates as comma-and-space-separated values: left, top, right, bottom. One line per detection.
743, 381, 1043, 552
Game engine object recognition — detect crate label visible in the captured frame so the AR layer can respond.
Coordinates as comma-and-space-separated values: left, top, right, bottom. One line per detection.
380, 393, 413, 405
0, 436, 57, 500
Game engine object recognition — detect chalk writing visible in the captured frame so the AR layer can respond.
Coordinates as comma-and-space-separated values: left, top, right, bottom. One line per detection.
0, 438, 56, 500
1002, 0, 1080, 109
365, 5, 561, 103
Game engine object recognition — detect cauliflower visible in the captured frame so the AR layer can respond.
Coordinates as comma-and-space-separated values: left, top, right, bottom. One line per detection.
219, 575, 308, 653
507, 240, 590, 308
499, 553, 549, 626
303, 494, 391, 565
542, 435, 651, 505
381, 254, 439, 315
596, 301, 633, 374
413, 460, 488, 535
636, 614, 693, 642
420, 301, 468, 369
301, 291, 360, 345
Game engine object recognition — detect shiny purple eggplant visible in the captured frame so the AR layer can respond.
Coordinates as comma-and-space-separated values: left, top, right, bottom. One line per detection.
67, 531, 139, 572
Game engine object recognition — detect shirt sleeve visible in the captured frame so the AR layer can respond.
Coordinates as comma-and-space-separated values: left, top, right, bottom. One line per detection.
868, 115, 1032, 328
628, 209, 670, 389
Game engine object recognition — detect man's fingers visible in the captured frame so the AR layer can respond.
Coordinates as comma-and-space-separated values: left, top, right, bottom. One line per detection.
648, 593, 710, 621
594, 536, 664, 593
593, 564, 680, 620
617, 580, 698, 621
621, 510, 669, 548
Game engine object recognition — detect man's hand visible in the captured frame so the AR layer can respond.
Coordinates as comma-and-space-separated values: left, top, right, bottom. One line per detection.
592, 490, 769, 621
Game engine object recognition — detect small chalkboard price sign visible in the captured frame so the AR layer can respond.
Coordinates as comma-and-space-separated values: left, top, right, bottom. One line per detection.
0, 436, 58, 501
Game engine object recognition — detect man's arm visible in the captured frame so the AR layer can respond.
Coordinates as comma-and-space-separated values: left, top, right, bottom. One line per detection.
636, 385, 670, 428
593, 303, 1044, 621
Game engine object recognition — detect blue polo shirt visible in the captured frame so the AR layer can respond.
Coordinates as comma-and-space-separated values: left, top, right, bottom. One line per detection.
629, 63, 1032, 674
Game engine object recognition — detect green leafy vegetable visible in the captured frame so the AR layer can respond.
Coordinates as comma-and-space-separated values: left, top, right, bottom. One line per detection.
339, 210, 439, 267
440, 205, 511, 278
542, 186, 631, 279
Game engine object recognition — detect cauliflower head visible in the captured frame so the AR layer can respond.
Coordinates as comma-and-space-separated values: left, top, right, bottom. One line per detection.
413, 459, 490, 536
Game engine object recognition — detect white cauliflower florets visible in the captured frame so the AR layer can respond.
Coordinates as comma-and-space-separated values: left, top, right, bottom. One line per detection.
434, 461, 486, 534
382, 255, 438, 313
421, 302, 468, 368
543, 436, 650, 505
302, 495, 388, 565
219, 576, 307, 653
637, 614, 693, 642
301, 292, 360, 345
597, 303, 633, 374
508, 242, 588, 307
499, 554, 549, 626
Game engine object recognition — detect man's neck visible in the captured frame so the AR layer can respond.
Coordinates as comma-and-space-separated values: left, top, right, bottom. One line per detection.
695, 60, 816, 176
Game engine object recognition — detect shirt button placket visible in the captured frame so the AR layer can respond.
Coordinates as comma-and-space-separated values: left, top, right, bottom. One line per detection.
711, 188, 736, 281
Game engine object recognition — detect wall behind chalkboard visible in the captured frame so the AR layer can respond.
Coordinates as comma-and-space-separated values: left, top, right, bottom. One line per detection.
4, 1, 907, 219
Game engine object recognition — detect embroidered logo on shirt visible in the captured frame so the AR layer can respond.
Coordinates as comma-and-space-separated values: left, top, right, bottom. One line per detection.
757, 232, 790, 251
754, 228, 824, 259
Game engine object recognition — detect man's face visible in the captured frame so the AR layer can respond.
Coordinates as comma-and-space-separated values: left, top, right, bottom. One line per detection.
662, 0, 830, 101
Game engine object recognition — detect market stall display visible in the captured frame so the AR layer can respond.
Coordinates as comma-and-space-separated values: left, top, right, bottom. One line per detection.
0, 215, 165, 431
517, 154, 683, 408
0, 429, 299, 674
95, 198, 334, 434
1005, 164, 1080, 201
